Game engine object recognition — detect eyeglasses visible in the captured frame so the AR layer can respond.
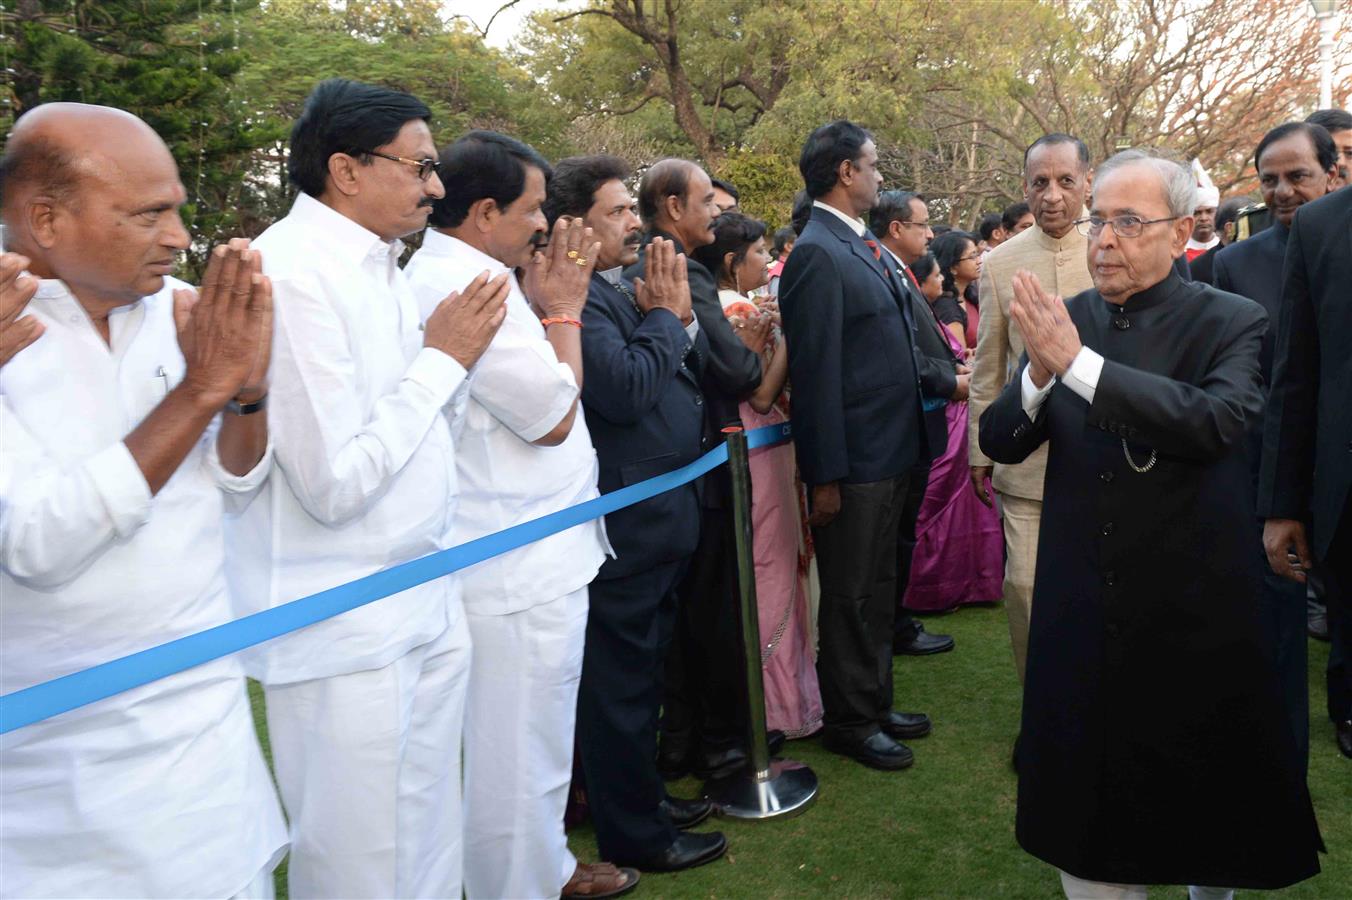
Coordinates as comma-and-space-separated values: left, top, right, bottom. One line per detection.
957, 252, 982, 262
1075, 215, 1180, 238
898, 221, 931, 230
359, 150, 440, 181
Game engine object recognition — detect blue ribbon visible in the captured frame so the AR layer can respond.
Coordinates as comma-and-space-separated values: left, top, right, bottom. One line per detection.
0, 421, 793, 734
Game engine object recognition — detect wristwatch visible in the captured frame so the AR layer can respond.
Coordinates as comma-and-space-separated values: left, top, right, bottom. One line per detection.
226, 394, 268, 416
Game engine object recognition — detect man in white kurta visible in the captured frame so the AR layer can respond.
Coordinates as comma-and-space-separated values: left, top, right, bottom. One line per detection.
404, 130, 611, 900
235, 80, 508, 899
0, 104, 285, 897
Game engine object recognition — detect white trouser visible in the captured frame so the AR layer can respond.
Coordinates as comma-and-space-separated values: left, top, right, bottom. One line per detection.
463, 588, 589, 900
1060, 871, 1233, 900
266, 614, 472, 899
230, 862, 277, 900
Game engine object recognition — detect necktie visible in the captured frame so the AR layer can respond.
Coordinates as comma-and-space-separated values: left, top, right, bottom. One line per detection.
863, 239, 882, 262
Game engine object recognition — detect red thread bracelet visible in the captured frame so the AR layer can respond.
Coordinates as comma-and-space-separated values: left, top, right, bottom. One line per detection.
541, 317, 583, 329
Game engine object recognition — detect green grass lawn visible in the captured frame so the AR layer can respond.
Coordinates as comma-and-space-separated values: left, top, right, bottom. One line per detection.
249, 603, 1349, 898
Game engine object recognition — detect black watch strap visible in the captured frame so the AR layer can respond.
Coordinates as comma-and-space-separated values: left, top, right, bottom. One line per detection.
226, 395, 268, 416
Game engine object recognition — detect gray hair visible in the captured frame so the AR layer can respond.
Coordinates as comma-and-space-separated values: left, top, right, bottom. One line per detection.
1093, 149, 1198, 218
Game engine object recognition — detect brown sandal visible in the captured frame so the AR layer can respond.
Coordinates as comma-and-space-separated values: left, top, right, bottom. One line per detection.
562, 861, 640, 899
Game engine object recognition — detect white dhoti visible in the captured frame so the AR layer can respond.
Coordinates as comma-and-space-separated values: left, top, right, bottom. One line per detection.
265, 613, 472, 899
1060, 871, 1233, 900
463, 587, 590, 900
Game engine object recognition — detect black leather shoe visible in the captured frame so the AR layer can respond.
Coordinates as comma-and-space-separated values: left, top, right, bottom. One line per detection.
694, 731, 787, 780
1337, 720, 1352, 759
880, 710, 932, 740
822, 730, 914, 770
621, 831, 728, 872
893, 622, 955, 656
660, 795, 713, 830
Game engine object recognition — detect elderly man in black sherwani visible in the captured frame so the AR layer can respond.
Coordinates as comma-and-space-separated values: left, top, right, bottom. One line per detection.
980, 149, 1322, 898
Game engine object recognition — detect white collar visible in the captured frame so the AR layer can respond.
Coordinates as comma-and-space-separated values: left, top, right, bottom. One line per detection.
417, 229, 511, 275
288, 191, 404, 263
599, 266, 625, 286
813, 200, 867, 237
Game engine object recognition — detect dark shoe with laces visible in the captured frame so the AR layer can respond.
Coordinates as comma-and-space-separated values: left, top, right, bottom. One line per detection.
660, 795, 713, 830
619, 831, 728, 872
893, 622, 956, 656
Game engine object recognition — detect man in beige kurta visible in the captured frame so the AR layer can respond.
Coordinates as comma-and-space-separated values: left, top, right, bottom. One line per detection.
968, 134, 1095, 683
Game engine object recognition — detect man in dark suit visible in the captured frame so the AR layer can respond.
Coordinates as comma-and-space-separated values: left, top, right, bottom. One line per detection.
1214, 121, 1340, 772
1261, 162, 1352, 762
779, 120, 933, 770
624, 159, 767, 779
871, 189, 963, 657
545, 155, 728, 872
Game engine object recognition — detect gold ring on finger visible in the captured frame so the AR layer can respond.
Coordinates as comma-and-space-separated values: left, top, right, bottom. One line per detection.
567, 250, 580, 259
575, 257, 588, 266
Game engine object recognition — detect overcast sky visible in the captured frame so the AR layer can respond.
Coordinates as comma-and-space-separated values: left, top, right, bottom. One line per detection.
444, 0, 572, 49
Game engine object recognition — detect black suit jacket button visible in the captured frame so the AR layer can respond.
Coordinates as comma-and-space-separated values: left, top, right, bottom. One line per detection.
1106, 623, 1121, 637
694, 395, 703, 406
1103, 571, 1117, 587
1100, 471, 1115, 484
1101, 522, 1115, 536
1113, 317, 1131, 331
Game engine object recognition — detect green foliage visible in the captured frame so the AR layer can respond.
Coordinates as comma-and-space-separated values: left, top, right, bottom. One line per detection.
715, 149, 800, 231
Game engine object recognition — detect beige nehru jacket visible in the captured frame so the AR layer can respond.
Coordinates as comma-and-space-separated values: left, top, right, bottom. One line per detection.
968, 225, 1093, 500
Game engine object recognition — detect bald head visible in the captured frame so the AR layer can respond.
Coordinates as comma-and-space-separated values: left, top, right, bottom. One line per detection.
1, 103, 174, 215
0, 103, 189, 311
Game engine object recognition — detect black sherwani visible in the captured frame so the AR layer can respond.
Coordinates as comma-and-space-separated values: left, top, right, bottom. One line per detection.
979, 271, 1321, 889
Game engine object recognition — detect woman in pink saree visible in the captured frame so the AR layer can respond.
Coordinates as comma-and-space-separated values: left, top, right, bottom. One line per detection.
904, 252, 1003, 611
693, 213, 823, 739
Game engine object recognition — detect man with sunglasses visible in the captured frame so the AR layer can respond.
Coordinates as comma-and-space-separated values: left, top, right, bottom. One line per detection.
238, 79, 510, 898
979, 149, 1321, 898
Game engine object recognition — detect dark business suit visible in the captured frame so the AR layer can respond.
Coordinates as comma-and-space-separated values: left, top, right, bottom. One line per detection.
1212, 223, 1309, 771
780, 206, 929, 741
627, 232, 763, 766
1259, 188, 1352, 730
576, 272, 708, 861
881, 246, 960, 638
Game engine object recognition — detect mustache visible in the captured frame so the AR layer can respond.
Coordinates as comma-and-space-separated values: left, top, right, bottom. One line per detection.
530, 231, 549, 250
418, 197, 437, 208
623, 230, 642, 246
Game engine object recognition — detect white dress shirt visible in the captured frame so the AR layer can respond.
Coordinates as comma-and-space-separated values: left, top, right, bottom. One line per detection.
1020, 346, 1105, 415
814, 199, 867, 236
239, 193, 469, 684
0, 279, 286, 897
405, 231, 608, 615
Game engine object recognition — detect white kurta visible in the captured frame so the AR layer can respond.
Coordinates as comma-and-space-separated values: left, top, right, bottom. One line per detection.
0, 279, 287, 898
405, 232, 609, 898
244, 194, 472, 899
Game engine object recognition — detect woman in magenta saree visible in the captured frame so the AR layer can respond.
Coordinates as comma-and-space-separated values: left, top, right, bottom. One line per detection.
904, 253, 1004, 612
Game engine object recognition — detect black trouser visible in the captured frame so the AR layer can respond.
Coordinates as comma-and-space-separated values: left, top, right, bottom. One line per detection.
660, 506, 747, 758
1322, 498, 1352, 725
895, 460, 932, 639
813, 475, 908, 741
1257, 546, 1310, 775
577, 559, 687, 862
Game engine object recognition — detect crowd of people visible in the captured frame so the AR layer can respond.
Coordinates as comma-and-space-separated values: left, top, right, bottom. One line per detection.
0, 76, 1348, 900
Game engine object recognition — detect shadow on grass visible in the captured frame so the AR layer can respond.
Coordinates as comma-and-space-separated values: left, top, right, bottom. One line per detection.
248, 603, 1348, 899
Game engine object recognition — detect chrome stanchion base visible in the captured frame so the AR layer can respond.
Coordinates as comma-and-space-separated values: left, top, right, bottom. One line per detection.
702, 758, 819, 820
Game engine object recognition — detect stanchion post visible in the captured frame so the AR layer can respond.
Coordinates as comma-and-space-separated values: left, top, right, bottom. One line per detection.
702, 427, 818, 820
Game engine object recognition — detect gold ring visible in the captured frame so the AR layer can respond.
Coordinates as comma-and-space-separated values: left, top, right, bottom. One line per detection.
575, 257, 588, 266
567, 250, 579, 259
